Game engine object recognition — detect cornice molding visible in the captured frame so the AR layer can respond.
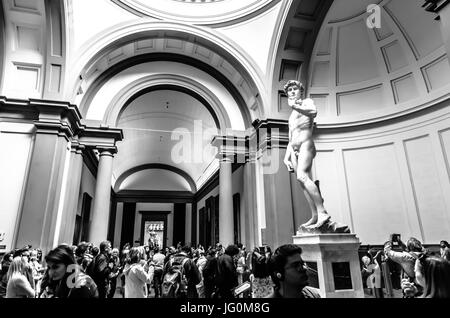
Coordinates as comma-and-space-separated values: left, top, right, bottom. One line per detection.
423, 0, 450, 19
77, 125, 124, 153
0, 96, 83, 140
0, 95, 124, 154
116, 190, 194, 203
253, 118, 289, 152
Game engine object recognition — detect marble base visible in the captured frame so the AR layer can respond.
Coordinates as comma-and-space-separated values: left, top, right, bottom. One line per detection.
293, 233, 364, 298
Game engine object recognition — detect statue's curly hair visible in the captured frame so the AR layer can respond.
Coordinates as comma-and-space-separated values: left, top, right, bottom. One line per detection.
283, 80, 304, 95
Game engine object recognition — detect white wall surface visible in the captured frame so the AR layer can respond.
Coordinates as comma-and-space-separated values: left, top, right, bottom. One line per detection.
313, 104, 450, 244
0, 123, 34, 252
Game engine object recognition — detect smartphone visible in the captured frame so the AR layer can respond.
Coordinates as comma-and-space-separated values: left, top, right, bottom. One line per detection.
390, 234, 401, 246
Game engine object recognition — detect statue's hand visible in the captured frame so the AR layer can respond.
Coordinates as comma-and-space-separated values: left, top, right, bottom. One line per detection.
284, 160, 294, 172
288, 97, 301, 108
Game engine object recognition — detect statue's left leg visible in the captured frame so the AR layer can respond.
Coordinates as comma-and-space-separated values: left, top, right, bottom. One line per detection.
297, 141, 330, 228
292, 150, 318, 228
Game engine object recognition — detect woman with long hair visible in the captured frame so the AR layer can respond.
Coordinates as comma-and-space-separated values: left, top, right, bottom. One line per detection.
5, 257, 35, 298
41, 244, 98, 298
415, 255, 450, 298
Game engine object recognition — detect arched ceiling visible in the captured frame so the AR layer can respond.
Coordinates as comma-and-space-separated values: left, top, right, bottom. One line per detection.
307, 0, 450, 127
70, 21, 266, 193
115, 164, 197, 192
69, 24, 265, 123
110, 0, 279, 26
113, 89, 218, 191
118, 169, 192, 192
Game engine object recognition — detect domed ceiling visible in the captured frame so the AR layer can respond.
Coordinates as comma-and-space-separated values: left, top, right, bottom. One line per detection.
111, 0, 277, 25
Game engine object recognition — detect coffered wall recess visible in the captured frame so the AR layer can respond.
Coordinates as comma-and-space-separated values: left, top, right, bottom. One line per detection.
307, 0, 450, 127
1, 0, 67, 100
271, 0, 334, 116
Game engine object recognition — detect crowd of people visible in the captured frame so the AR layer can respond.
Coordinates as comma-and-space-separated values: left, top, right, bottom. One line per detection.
360, 236, 450, 298
1, 235, 449, 298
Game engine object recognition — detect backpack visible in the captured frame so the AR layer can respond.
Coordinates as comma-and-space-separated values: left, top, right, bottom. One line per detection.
161, 257, 189, 298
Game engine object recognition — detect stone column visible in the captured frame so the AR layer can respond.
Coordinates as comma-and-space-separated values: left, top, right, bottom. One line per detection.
89, 149, 115, 246
57, 142, 84, 245
219, 156, 234, 246
243, 159, 257, 250
255, 120, 295, 249
15, 129, 69, 252
12, 100, 82, 255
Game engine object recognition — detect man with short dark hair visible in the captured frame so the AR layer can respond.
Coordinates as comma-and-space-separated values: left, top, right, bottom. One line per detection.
267, 244, 320, 298
91, 240, 112, 298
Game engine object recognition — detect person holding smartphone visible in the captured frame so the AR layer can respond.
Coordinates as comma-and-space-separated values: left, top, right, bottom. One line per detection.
122, 247, 154, 298
384, 235, 426, 298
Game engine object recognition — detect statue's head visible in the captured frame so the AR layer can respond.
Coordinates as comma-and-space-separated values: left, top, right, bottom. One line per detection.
283, 80, 304, 97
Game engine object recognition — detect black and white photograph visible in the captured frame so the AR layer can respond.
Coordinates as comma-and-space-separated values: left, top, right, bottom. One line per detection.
1, 0, 450, 310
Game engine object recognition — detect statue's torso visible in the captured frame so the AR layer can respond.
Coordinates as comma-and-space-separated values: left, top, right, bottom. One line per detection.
289, 111, 314, 150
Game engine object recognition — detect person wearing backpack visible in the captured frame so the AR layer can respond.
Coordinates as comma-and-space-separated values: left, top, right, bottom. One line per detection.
161, 246, 201, 298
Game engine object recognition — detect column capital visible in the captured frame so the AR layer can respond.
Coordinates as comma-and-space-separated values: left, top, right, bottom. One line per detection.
423, 0, 450, 19
96, 147, 117, 157
252, 118, 289, 153
70, 140, 85, 155
211, 134, 248, 163
78, 125, 123, 155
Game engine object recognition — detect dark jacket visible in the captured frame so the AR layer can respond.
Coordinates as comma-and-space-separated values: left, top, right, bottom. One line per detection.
56, 272, 98, 298
90, 253, 111, 297
0, 261, 10, 298
216, 254, 238, 298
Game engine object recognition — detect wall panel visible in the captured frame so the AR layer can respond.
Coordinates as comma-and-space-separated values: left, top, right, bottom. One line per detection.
313, 150, 342, 222
404, 136, 449, 242
343, 144, 409, 244
440, 129, 450, 181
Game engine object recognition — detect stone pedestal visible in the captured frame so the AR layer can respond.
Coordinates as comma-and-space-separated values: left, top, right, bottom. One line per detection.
293, 233, 364, 298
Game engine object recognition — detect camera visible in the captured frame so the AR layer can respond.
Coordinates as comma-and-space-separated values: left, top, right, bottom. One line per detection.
390, 233, 401, 246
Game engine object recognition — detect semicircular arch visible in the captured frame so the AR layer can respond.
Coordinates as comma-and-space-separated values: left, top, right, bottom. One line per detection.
104, 74, 231, 130
67, 21, 268, 124
114, 163, 197, 193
